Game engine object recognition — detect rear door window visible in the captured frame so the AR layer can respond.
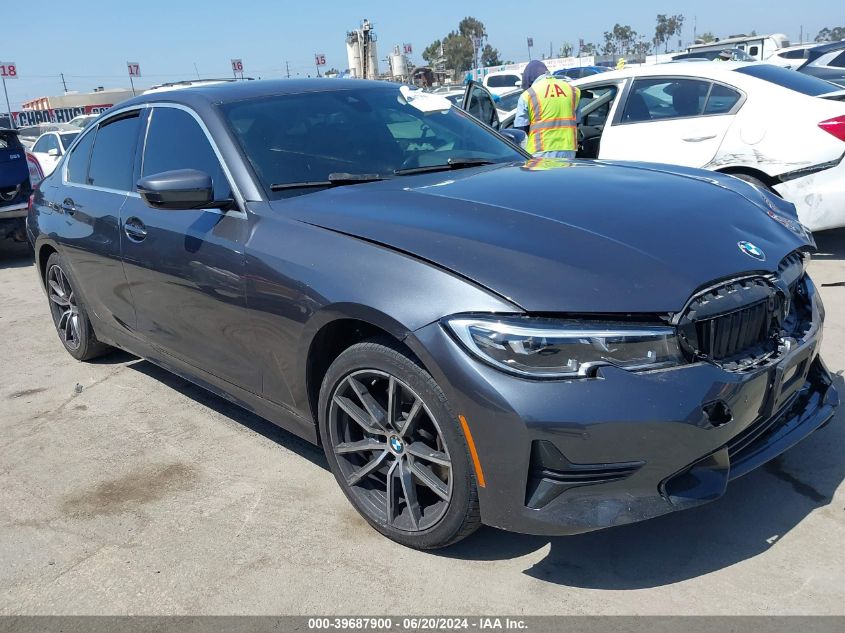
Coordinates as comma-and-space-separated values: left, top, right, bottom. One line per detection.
703, 84, 742, 114
142, 107, 231, 200
65, 129, 95, 184
87, 112, 141, 191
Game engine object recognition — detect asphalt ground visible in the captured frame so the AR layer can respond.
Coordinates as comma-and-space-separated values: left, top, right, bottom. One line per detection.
1, 232, 844, 615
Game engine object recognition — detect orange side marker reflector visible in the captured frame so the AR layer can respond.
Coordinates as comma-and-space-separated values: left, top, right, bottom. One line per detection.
458, 414, 486, 488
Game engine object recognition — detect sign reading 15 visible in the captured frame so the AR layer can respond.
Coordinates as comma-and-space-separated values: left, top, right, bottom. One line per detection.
0, 63, 18, 78
315, 54, 326, 66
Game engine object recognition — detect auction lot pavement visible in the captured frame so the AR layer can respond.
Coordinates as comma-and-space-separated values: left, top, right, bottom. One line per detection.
1, 233, 844, 615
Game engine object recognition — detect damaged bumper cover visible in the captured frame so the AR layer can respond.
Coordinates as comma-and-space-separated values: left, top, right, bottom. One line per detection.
408, 280, 838, 536
773, 152, 845, 232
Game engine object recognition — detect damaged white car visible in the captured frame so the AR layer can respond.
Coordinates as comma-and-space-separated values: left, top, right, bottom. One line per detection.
572, 62, 845, 231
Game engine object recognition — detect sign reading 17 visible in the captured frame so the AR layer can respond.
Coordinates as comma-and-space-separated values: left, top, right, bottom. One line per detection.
0, 63, 18, 78
127, 63, 141, 77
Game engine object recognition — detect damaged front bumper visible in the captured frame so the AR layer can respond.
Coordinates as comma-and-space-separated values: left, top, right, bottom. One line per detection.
407, 281, 839, 536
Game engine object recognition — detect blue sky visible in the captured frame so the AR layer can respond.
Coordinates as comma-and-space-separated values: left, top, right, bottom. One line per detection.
2, 0, 839, 109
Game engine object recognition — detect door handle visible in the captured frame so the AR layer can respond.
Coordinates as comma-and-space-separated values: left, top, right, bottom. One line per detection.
682, 135, 717, 142
124, 217, 148, 242
60, 198, 77, 215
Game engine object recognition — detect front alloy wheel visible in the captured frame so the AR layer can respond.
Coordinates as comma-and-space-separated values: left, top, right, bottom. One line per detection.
319, 339, 480, 549
330, 370, 453, 532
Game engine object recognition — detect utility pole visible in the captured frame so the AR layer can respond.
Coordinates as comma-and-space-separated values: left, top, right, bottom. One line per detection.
550, 41, 553, 59
193, 63, 201, 79
799, 25, 804, 43
285, 61, 291, 79
60, 73, 68, 93
2, 75, 14, 129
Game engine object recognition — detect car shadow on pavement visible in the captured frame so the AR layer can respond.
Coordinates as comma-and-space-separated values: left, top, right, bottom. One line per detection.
0, 243, 33, 269
812, 228, 845, 262
439, 372, 845, 589
124, 357, 328, 471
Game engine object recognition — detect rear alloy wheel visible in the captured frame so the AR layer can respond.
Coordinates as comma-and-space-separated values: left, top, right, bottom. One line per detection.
44, 252, 112, 361
319, 340, 480, 549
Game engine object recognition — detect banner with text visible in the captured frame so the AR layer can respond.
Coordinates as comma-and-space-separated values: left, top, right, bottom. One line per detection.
3, 104, 113, 127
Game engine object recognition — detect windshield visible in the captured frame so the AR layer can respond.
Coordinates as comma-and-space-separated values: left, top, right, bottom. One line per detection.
59, 133, 79, 149
220, 87, 524, 197
734, 64, 840, 95
486, 75, 520, 88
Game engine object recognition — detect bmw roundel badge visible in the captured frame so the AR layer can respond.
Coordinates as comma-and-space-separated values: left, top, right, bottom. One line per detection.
738, 241, 766, 261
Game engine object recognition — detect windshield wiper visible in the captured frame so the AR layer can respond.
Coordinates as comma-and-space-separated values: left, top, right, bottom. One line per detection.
394, 157, 497, 176
270, 173, 388, 191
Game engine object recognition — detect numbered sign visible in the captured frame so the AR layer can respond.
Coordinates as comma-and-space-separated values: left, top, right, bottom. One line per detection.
231, 59, 244, 74
127, 62, 141, 77
527, 37, 534, 48
0, 62, 18, 79
314, 54, 326, 66
403, 43, 413, 55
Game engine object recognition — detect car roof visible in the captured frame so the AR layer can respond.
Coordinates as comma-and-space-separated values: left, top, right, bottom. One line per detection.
773, 43, 816, 53
571, 61, 758, 83
0, 127, 20, 135
808, 40, 845, 54
114, 78, 399, 109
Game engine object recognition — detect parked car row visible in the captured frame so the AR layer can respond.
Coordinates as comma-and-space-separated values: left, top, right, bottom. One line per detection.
677, 38, 845, 88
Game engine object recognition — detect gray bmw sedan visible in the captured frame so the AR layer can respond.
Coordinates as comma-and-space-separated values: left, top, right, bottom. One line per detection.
27, 79, 838, 548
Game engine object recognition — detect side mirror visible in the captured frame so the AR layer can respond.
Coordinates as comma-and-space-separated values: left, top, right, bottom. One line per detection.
47, 148, 60, 157
137, 169, 218, 210
499, 128, 526, 145
515, 80, 522, 88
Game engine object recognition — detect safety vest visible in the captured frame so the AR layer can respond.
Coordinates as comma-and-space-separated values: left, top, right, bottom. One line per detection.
524, 76, 580, 154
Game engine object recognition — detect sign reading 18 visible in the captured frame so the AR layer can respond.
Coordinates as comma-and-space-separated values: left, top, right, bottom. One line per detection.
0, 63, 18, 78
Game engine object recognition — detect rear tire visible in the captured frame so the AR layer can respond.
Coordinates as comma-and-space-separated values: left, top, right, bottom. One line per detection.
318, 338, 481, 549
44, 252, 113, 361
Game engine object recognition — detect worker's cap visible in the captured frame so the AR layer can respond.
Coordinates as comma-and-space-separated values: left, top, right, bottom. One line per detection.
718, 50, 733, 60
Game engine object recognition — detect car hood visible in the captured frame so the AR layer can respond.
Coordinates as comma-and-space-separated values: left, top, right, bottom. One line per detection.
280, 160, 812, 313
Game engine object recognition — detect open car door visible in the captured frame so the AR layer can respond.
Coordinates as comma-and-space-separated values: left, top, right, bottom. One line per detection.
461, 81, 501, 131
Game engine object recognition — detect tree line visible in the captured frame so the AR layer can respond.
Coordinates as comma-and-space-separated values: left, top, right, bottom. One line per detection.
421, 17, 505, 74
421, 16, 845, 74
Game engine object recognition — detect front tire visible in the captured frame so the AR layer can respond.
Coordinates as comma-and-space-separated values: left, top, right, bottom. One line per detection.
318, 339, 481, 549
44, 252, 112, 361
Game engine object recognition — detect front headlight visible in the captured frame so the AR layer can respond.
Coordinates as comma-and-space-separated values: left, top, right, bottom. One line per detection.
445, 316, 684, 378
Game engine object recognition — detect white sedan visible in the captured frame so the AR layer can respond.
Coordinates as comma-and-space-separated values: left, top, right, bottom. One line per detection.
572, 62, 845, 231
29, 130, 79, 177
